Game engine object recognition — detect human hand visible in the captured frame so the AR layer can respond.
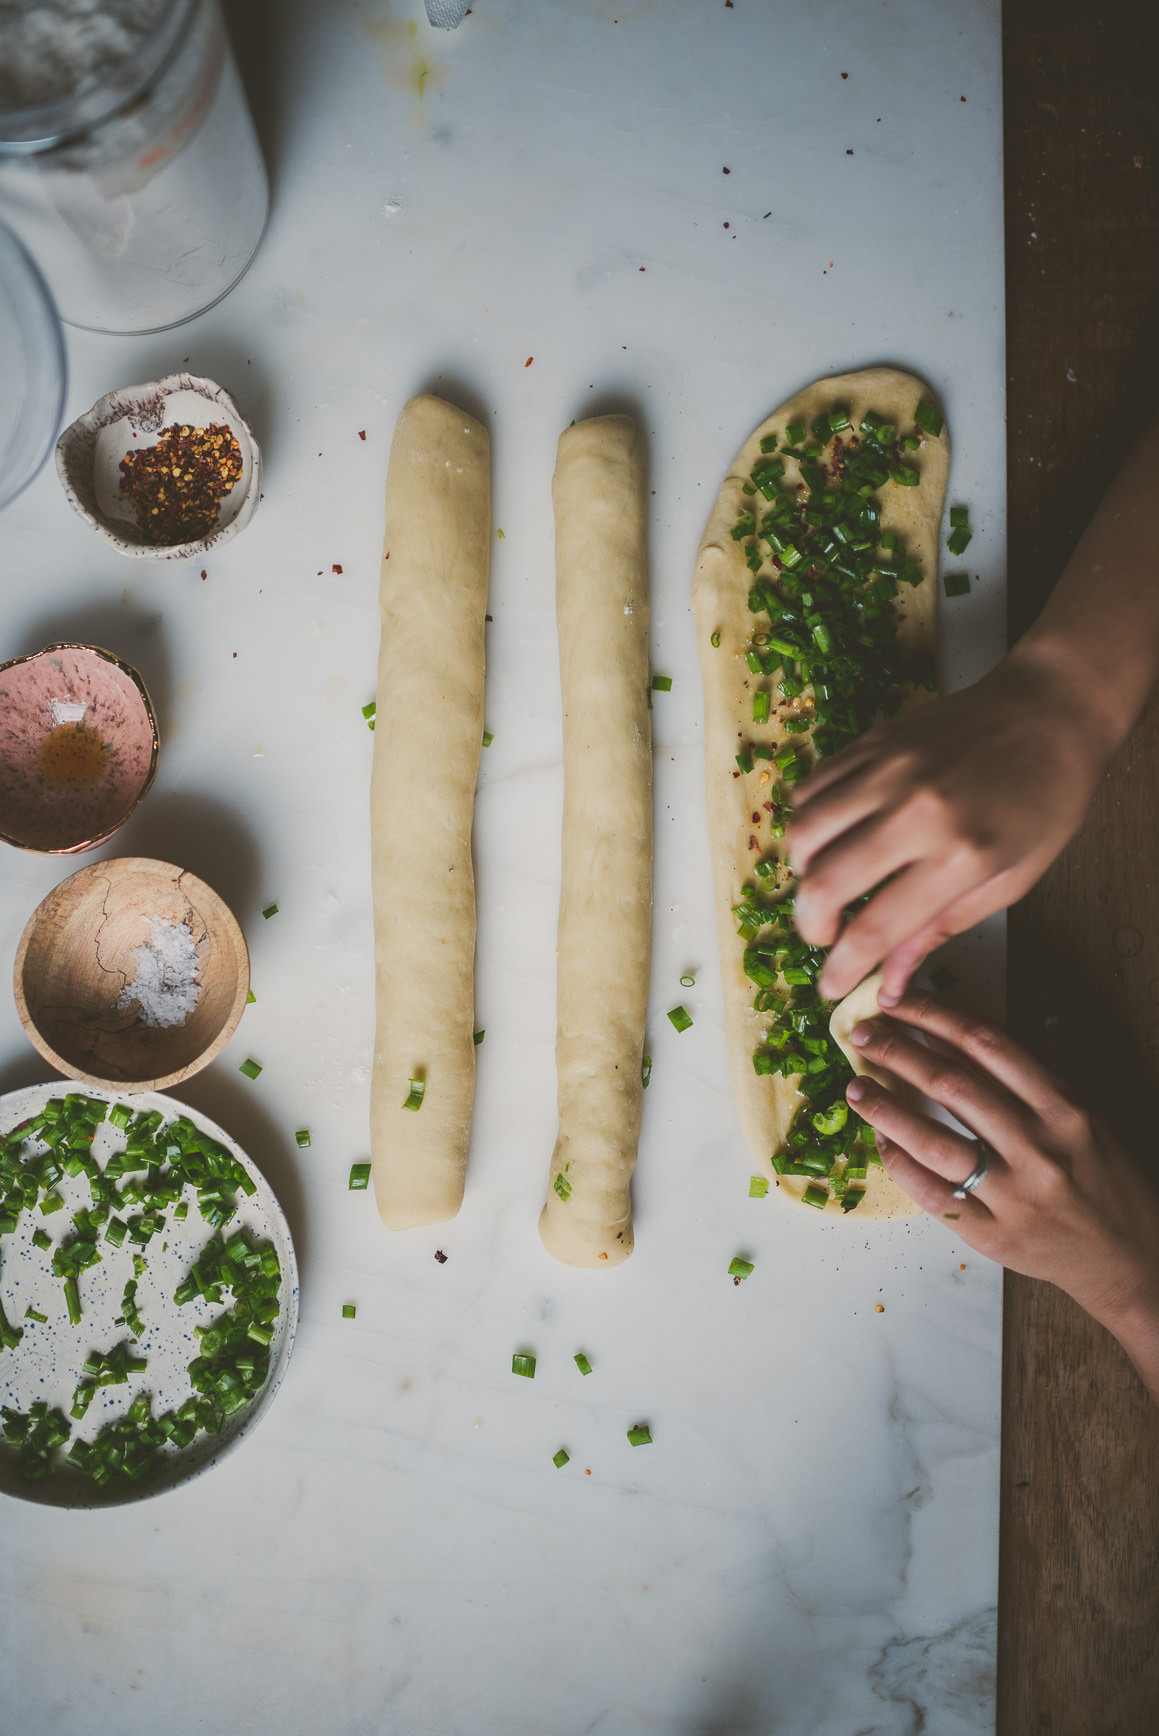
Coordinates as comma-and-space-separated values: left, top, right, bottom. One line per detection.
788, 645, 1111, 1002
844, 986, 1159, 1396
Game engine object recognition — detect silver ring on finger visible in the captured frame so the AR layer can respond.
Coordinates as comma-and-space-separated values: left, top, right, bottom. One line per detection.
951, 1142, 992, 1200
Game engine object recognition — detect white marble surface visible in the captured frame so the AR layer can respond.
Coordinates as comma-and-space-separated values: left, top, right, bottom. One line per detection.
0, 2, 1005, 1731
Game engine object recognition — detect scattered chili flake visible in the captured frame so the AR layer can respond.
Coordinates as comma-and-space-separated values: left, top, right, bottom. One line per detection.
200, 569, 207, 579
874, 1303, 885, 1313
524, 356, 534, 367
332, 563, 343, 574
358, 430, 367, 440
722, 166, 730, 174
434, 1249, 447, 1264
118, 422, 243, 545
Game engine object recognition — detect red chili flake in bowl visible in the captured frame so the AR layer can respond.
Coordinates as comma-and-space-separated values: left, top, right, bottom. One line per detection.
118, 423, 243, 545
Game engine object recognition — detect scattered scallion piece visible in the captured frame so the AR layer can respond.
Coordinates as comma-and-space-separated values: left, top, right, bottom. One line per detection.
667, 1005, 693, 1033
553, 1447, 570, 1468
728, 1256, 754, 1280
679, 973, 696, 988
949, 504, 969, 527
801, 1184, 829, 1209
947, 524, 972, 555
342, 1304, 356, 1320
348, 1162, 371, 1190
748, 1175, 769, 1198
574, 1352, 593, 1376
627, 1423, 652, 1447
362, 702, 377, 731
641, 1055, 652, 1089
261, 904, 279, 920
402, 1078, 425, 1112
32, 1228, 52, 1252
23, 1307, 48, 1324
943, 570, 970, 598
511, 1353, 536, 1379
239, 1058, 262, 1080
482, 730, 494, 747
294, 1128, 311, 1148
473, 1029, 485, 1045
710, 629, 721, 648
553, 1171, 572, 1201
914, 400, 944, 436
246, 988, 257, 1004
651, 674, 672, 692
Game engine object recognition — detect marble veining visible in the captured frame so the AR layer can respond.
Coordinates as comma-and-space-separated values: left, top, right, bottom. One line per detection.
0, 1, 1005, 1731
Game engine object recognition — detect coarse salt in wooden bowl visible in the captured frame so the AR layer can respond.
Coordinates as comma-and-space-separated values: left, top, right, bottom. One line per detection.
14, 858, 249, 1093
0, 642, 158, 854
55, 373, 260, 561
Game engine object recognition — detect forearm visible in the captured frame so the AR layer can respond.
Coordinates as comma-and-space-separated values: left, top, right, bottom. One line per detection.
1011, 410, 1159, 756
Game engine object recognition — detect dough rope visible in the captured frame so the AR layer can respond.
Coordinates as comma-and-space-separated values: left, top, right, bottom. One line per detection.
370, 394, 491, 1230
693, 367, 950, 1219
539, 414, 651, 1268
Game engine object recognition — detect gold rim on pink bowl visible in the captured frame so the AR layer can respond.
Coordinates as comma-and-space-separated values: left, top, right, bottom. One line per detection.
0, 641, 159, 854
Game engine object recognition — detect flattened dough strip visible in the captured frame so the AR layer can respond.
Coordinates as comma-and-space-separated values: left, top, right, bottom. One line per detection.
539, 414, 651, 1268
692, 367, 950, 1220
370, 393, 491, 1229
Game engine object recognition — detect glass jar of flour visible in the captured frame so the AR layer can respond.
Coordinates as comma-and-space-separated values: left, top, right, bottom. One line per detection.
0, 0, 268, 333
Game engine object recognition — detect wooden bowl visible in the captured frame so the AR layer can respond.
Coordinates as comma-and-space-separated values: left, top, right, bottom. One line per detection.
14, 858, 249, 1093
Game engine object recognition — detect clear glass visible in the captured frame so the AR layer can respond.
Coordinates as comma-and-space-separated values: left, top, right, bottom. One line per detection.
0, 216, 66, 511
0, 0, 268, 334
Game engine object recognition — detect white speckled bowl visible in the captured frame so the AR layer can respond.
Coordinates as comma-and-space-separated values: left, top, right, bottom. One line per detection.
0, 1083, 298, 1509
55, 372, 261, 560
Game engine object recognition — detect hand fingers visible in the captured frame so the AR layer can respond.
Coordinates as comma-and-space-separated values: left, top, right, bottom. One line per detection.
788, 731, 880, 820
846, 1072, 1006, 1194
847, 1015, 1043, 1157
794, 810, 926, 947
814, 856, 985, 1000
869, 985, 1076, 1121
787, 743, 899, 873
872, 1129, 995, 1226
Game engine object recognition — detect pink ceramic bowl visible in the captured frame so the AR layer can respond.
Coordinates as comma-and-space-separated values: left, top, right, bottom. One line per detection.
0, 643, 159, 853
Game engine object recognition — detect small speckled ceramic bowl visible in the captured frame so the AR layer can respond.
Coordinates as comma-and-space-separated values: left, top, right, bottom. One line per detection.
55, 372, 261, 560
14, 857, 250, 1094
0, 642, 159, 853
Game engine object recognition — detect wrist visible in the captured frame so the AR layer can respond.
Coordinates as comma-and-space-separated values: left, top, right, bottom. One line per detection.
1004, 629, 1134, 775
1080, 1271, 1159, 1402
